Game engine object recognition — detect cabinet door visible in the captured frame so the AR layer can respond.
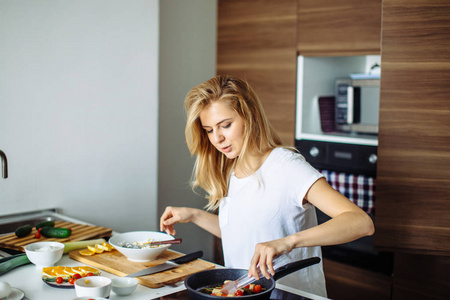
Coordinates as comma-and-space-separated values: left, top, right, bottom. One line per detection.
297, 0, 381, 56
375, 0, 450, 254
391, 253, 450, 300
323, 259, 392, 300
217, 0, 298, 146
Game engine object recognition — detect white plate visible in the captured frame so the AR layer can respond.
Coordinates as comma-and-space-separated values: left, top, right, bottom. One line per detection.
42, 277, 74, 289
5, 287, 25, 300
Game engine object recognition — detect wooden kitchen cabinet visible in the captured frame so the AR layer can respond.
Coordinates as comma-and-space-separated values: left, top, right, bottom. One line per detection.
375, 0, 450, 299
391, 253, 450, 299
217, 0, 298, 146
323, 259, 392, 300
375, 0, 450, 257
297, 0, 382, 56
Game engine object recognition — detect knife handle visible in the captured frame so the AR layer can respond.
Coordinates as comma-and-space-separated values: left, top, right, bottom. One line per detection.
171, 250, 203, 264
150, 238, 182, 245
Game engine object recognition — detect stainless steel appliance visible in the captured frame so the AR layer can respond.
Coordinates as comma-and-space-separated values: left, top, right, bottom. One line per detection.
335, 77, 380, 134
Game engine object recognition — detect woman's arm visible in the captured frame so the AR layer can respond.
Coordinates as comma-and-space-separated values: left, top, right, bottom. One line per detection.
249, 177, 374, 279
296, 177, 375, 246
160, 206, 221, 238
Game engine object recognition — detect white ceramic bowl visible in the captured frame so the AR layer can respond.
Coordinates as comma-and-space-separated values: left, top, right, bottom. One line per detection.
111, 277, 138, 296
24, 241, 64, 267
108, 231, 174, 262
74, 276, 112, 298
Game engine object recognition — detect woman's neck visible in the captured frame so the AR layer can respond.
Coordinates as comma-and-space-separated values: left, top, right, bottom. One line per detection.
234, 148, 273, 178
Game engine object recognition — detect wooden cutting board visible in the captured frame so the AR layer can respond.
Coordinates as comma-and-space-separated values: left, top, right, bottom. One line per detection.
0, 220, 112, 251
69, 248, 216, 288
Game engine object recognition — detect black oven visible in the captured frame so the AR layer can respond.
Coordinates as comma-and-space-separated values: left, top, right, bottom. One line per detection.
295, 139, 393, 276
296, 139, 377, 177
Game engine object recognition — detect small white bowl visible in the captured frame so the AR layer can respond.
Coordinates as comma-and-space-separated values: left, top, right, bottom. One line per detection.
111, 277, 138, 296
24, 241, 64, 267
74, 276, 112, 298
108, 231, 174, 262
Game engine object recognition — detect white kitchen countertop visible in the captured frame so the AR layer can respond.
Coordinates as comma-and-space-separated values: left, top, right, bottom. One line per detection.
0, 210, 328, 300
2, 254, 328, 300
2, 254, 186, 300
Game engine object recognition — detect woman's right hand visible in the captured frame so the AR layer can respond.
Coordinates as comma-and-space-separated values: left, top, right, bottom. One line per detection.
160, 206, 195, 235
160, 206, 222, 237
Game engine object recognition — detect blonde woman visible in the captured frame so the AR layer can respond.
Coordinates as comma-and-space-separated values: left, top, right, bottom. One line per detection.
160, 75, 374, 297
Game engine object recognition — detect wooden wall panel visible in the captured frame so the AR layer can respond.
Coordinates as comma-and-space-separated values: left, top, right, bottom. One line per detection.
392, 253, 450, 300
323, 259, 392, 300
375, 0, 450, 254
217, 0, 298, 146
297, 0, 381, 56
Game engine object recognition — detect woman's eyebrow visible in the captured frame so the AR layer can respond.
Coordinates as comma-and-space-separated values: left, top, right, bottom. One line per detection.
202, 118, 232, 128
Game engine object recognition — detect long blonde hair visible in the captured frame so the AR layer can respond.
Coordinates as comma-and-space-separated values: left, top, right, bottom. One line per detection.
185, 75, 283, 210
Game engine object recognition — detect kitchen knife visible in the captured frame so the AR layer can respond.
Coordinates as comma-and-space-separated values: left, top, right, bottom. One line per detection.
125, 250, 203, 278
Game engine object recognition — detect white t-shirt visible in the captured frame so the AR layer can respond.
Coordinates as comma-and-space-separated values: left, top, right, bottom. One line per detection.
218, 147, 327, 297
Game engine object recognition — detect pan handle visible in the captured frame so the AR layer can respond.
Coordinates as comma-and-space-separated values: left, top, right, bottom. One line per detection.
272, 256, 321, 281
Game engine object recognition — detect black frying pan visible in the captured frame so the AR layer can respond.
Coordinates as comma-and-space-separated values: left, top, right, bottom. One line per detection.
185, 256, 321, 299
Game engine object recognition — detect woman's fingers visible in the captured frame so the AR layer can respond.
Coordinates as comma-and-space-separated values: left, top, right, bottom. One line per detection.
249, 245, 275, 280
260, 251, 275, 279
266, 255, 276, 276
160, 207, 179, 234
248, 255, 261, 279
249, 239, 293, 280
160, 207, 194, 235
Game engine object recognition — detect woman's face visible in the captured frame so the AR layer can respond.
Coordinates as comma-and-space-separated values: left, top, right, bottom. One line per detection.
199, 100, 245, 159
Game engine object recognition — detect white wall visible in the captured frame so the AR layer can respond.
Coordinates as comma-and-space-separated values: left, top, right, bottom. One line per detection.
0, 0, 218, 262
158, 1, 217, 262
0, 0, 160, 232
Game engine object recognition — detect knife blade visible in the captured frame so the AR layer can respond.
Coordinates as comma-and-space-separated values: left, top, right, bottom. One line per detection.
125, 250, 203, 278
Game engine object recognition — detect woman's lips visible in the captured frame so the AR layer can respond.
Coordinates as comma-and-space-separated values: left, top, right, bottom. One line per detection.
222, 146, 232, 153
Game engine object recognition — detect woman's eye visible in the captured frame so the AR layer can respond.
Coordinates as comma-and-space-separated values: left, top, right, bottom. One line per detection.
206, 129, 213, 134
223, 123, 232, 129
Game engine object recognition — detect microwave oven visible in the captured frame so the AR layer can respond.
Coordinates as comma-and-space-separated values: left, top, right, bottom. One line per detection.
335, 77, 380, 134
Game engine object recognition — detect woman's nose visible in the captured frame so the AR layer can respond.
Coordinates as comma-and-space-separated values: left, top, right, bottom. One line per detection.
213, 131, 224, 143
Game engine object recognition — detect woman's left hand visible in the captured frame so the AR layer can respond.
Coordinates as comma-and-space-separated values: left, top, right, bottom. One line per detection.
248, 237, 294, 280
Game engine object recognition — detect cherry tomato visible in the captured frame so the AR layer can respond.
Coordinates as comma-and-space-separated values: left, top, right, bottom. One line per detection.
55, 277, 63, 284
68, 278, 75, 285
235, 290, 244, 296
253, 284, 262, 293
34, 232, 41, 239
86, 272, 94, 277
244, 285, 250, 289
73, 273, 82, 280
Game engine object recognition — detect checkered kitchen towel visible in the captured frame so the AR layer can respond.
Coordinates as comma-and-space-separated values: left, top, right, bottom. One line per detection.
319, 169, 375, 215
